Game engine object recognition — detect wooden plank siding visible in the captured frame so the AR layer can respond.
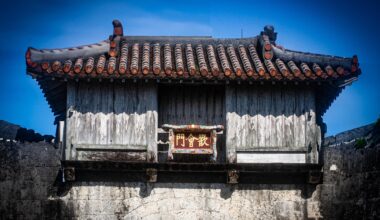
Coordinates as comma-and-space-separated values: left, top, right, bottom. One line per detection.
226, 85, 320, 164
158, 85, 225, 126
65, 81, 158, 162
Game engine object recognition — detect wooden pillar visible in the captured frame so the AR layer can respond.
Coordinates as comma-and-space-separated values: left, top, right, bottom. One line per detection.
65, 81, 77, 161
225, 85, 237, 163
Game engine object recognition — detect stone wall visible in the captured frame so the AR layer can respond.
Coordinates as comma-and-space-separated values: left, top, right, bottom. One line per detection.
320, 123, 380, 219
0, 123, 379, 219
320, 144, 379, 219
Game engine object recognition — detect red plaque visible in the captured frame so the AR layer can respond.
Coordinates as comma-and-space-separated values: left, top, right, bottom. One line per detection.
163, 124, 224, 161
174, 132, 212, 150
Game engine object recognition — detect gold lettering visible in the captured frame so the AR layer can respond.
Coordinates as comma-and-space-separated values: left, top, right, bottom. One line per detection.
198, 134, 209, 147
176, 133, 185, 147
187, 133, 198, 148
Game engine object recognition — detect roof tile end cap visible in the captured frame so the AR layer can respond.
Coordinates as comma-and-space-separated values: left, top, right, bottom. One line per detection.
25, 47, 38, 68
351, 54, 360, 73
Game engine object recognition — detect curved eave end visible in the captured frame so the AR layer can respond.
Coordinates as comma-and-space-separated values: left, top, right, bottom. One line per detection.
24, 41, 109, 63
272, 45, 354, 69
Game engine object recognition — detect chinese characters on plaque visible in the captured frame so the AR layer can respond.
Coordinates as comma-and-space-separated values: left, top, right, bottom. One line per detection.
162, 124, 224, 161
174, 132, 212, 149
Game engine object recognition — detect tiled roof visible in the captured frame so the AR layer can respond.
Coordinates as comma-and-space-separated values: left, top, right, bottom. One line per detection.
26, 20, 360, 83
25, 20, 361, 120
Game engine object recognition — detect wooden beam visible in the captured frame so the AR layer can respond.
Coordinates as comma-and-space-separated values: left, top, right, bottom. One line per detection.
146, 168, 158, 182
227, 169, 239, 184
74, 144, 147, 151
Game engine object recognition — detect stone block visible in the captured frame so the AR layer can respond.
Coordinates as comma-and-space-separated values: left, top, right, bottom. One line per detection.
306, 201, 322, 219
16, 200, 42, 216
274, 201, 304, 220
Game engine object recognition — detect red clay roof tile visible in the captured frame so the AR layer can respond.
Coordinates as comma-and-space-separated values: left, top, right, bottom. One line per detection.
26, 20, 360, 84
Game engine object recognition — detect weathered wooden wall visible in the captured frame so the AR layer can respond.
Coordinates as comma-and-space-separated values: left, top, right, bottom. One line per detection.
64, 82, 321, 164
65, 81, 158, 162
226, 85, 321, 163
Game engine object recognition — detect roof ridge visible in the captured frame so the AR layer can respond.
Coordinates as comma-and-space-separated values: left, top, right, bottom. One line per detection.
121, 36, 257, 40
123, 35, 213, 38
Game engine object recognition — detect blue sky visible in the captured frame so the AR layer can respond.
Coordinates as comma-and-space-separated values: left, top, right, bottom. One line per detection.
0, 0, 379, 136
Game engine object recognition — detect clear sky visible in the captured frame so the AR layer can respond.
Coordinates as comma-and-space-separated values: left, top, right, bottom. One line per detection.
0, 0, 379, 136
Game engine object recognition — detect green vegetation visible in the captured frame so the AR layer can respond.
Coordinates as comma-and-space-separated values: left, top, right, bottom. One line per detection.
355, 138, 367, 149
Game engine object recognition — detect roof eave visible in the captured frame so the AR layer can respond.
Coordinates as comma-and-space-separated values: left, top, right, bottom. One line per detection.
272, 46, 353, 69
27, 41, 110, 63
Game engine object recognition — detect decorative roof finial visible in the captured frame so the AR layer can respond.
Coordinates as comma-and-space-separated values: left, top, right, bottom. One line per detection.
109, 20, 123, 57
112, 19, 123, 37
261, 25, 277, 45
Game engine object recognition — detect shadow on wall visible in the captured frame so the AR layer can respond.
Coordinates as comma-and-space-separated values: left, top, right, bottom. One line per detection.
225, 84, 316, 118
72, 82, 316, 118
71, 81, 157, 115
58, 169, 317, 200
0, 141, 74, 219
